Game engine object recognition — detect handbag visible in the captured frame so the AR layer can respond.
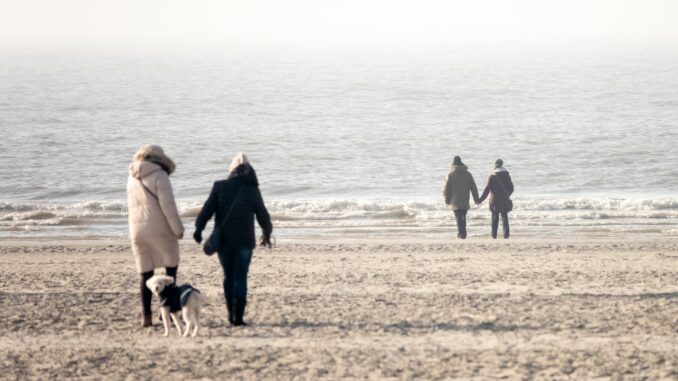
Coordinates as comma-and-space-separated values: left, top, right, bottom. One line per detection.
203, 186, 243, 255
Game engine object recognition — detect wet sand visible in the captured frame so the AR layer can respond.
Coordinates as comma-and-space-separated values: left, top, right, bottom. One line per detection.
1, 238, 677, 380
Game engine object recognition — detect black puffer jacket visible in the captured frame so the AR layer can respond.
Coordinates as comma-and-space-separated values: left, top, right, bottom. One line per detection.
195, 165, 272, 250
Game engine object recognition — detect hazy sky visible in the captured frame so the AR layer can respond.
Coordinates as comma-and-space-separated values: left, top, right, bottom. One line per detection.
1, 0, 677, 48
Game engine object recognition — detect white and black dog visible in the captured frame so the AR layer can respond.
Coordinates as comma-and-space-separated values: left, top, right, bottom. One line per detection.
145, 275, 204, 337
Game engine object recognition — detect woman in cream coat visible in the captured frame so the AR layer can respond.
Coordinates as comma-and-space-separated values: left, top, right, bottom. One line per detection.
127, 145, 184, 327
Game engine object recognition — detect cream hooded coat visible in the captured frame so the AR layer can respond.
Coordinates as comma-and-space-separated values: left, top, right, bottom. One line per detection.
127, 160, 184, 273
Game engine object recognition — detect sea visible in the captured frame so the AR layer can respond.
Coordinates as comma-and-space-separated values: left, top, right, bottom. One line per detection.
1, 46, 677, 239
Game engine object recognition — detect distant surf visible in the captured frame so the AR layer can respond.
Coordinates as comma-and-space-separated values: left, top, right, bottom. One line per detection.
1, 197, 676, 239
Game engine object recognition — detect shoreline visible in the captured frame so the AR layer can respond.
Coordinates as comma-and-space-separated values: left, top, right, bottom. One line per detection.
2, 194, 677, 242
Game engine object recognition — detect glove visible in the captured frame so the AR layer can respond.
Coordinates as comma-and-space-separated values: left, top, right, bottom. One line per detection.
261, 234, 272, 248
193, 230, 202, 244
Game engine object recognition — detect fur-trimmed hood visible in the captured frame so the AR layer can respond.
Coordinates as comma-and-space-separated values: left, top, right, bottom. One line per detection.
129, 160, 164, 179
133, 144, 176, 175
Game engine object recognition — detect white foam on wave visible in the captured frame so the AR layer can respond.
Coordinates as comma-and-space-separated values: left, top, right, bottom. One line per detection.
17, 211, 57, 221
266, 197, 678, 222
517, 197, 678, 211
268, 200, 420, 221
74, 201, 127, 212
0, 201, 126, 230
1, 196, 677, 238
0, 202, 38, 212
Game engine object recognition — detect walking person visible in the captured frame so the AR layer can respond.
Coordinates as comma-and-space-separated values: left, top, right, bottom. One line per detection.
127, 144, 185, 327
443, 156, 480, 239
478, 159, 514, 239
194, 153, 273, 326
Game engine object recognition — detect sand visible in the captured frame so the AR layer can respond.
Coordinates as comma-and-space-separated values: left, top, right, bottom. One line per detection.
1, 238, 677, 380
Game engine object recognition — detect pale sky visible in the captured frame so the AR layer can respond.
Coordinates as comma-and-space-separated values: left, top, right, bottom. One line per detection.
0, 0, 676, 49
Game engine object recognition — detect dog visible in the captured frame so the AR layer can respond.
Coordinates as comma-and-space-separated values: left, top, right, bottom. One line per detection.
145, 274, 204, 337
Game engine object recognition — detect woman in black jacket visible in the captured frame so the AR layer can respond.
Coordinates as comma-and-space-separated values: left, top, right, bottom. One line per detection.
194, 153, 273, 326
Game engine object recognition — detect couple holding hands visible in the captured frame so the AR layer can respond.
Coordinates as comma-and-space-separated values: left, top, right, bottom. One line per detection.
443, 156, 514, 239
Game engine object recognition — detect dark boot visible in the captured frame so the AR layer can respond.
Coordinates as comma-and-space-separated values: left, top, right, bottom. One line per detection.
140, 271, 155, 327
232, 299, 247, 326
226, 298, 235, 325
141, 313, 153, 328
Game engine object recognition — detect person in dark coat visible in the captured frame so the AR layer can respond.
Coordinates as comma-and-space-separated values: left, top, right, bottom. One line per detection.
478, 159, 514, 239
194, 153, 273, 326
443, 156, 480, 239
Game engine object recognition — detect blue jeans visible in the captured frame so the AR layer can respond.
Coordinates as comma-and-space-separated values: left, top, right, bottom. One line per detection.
491, 211, 510, 239
217, 247, 253, 305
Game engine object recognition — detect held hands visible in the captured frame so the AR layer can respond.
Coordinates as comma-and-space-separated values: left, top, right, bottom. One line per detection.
193, 230, 203, 244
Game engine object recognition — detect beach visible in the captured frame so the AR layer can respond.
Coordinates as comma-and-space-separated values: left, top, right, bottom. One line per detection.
3, 1, 678, 379
2, 48, 677, 380
2, 237, 676, 380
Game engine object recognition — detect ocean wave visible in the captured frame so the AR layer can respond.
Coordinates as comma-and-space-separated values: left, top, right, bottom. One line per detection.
266, 198, 678, 222
0, 201, 126, 229
268, 200, 419, 221
18, 211, 57, 221
0, 197, 676, 237
516, 198, 678, 211
0, 202, 38, 212
1, 211, 57, 221
74, 201, 127, 212
2, 197, 677, 220
0, 217, 83, 227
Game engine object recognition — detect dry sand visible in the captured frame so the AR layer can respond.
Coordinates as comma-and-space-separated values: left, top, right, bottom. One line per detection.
1, 238, 677, 380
